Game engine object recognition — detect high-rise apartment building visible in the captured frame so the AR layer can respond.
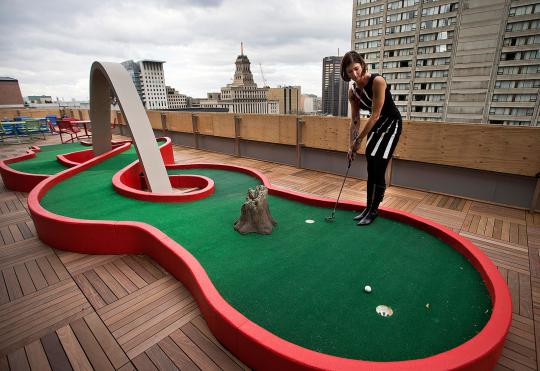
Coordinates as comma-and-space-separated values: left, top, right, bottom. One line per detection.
268, 86, 301, 114
121, 60, 168, 110
352, 0, 540, 125
322, 56, 349, 116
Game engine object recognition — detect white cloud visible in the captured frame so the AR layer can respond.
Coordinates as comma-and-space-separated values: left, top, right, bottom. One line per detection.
0, 0, 352, 100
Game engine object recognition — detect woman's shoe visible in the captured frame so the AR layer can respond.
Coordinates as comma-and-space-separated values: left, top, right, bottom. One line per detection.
353, 182, 374, 221
357, 184, 385, 226
353, 208, 369, 221
357, 210, 378, 225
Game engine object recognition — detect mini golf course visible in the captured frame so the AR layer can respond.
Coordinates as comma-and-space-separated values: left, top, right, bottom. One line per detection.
2, 140, 511, 369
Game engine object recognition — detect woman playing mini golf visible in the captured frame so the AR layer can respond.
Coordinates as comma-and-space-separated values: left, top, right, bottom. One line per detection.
341, 51, 402, 226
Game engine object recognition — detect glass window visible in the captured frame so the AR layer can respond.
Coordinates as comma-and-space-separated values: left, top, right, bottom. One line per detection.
509, 4, 540, 17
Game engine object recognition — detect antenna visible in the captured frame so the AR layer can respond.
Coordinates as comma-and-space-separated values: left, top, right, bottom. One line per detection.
241, 42, 244, 55
259, 63, 268, 87
338, 48, 340, 56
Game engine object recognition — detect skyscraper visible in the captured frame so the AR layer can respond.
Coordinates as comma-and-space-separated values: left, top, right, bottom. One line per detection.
121, 60, 168, 110
322, 56, 349, 117
352, 0, 540, 125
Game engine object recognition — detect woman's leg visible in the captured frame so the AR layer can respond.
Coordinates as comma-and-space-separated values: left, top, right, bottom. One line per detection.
358, 121, 401, 225
353, 157, 375, 220
358, 156, 389, 225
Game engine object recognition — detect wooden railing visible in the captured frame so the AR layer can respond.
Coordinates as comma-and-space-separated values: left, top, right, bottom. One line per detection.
2, 107, 539, 178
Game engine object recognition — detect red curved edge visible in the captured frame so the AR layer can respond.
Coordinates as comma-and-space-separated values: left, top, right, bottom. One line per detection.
0, 148, 49, 192
113, 160, 215, 202
0, 138, 168, 193
27, 143, 512, 370
110, 137, 213, 202
80, 139, 133, 147
56, 141, 136, 167
57, 149, 96, 167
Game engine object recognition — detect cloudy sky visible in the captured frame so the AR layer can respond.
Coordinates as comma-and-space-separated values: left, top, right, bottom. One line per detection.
0, 0, 352, 101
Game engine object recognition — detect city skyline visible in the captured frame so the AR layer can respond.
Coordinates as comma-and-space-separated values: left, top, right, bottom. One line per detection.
0, 0, 352, 101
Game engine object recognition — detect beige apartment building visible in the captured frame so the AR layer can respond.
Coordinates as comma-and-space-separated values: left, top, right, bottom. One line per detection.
267, 86, 301, 114
352, 0, 540, 125
166, 86, 188, 109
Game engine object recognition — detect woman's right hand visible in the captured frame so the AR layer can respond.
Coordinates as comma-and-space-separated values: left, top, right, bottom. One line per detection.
347, 149, 355, 162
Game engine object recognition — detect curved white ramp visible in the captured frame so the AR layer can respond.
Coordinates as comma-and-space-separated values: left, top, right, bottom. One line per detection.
89, 62, 172, 193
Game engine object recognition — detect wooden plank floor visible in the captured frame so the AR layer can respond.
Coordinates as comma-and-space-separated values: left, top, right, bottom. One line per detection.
0, 135, 538, 370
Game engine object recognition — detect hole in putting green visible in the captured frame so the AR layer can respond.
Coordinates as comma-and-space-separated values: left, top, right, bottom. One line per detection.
305, 219, 315, 224
376, 305, 394, 317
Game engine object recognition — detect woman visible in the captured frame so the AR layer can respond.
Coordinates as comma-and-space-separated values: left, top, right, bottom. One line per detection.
341, 51, 402, 226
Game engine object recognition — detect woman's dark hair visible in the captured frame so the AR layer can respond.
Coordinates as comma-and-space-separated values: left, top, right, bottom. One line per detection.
340, 51, 367, 82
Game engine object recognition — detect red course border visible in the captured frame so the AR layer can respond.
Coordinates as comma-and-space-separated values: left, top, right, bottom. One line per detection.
0, 146, 49, 192
0, 139, 139, 193
27, 140, 511, 370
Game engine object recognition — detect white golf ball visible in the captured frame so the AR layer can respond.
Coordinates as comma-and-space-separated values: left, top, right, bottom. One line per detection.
364, 285, 372, 293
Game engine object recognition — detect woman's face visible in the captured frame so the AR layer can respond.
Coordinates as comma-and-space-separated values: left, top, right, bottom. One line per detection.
346, 62, 364, 83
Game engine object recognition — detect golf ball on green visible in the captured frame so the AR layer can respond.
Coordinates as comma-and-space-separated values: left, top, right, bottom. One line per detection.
364, 285, 372, 293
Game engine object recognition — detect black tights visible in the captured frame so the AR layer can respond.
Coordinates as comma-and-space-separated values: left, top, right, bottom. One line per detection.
366, 155, 390, 189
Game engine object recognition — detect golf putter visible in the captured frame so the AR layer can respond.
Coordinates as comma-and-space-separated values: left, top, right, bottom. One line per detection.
325, 130, 360, 222
325, 158, 352, 222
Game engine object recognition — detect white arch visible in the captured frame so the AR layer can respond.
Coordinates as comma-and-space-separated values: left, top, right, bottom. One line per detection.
89, 62, 172, 193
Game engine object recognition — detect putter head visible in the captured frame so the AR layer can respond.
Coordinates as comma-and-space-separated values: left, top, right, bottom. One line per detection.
325, 215, 335, 222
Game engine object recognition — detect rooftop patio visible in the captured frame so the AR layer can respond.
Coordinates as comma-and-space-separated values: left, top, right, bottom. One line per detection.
0, 131, 538, 370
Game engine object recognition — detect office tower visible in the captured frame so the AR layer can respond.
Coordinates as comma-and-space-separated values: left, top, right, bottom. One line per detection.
322, 56, 349, 117
121, 60, 168, 110
352, 0, 540, 125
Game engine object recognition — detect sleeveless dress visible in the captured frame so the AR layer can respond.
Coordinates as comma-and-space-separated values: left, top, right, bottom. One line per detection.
351, 74, 402, 160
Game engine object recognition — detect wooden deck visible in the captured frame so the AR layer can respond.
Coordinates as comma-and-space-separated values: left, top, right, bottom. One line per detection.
0, 135, 539, 370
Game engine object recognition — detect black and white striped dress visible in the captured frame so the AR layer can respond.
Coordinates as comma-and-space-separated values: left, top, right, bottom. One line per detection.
351, 74, 402, 160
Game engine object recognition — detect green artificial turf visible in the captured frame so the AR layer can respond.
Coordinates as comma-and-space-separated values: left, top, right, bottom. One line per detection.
8, 143, 86, 175
40, 146, 492, 361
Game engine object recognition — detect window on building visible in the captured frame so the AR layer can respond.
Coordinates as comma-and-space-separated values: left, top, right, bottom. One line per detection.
356, 17, 383, 27
390, 83, 410, 90
422, 3, 458, 16
421, 17, 456, 29
506, 20, 540, 32
387, 10, 417, 22
489, 107, 534, 115
386, 23, 416, 34
384, 36, 416, 46
356, 40, 382, 49
509, 4, 540, 17
413, 82, 447, 89
383, 61, 399, 68
387, 0, 419, 10
364, 51, 380, 60
416, 57, 450, 66
357, 4, 384, 15
356, 29, 383, 39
